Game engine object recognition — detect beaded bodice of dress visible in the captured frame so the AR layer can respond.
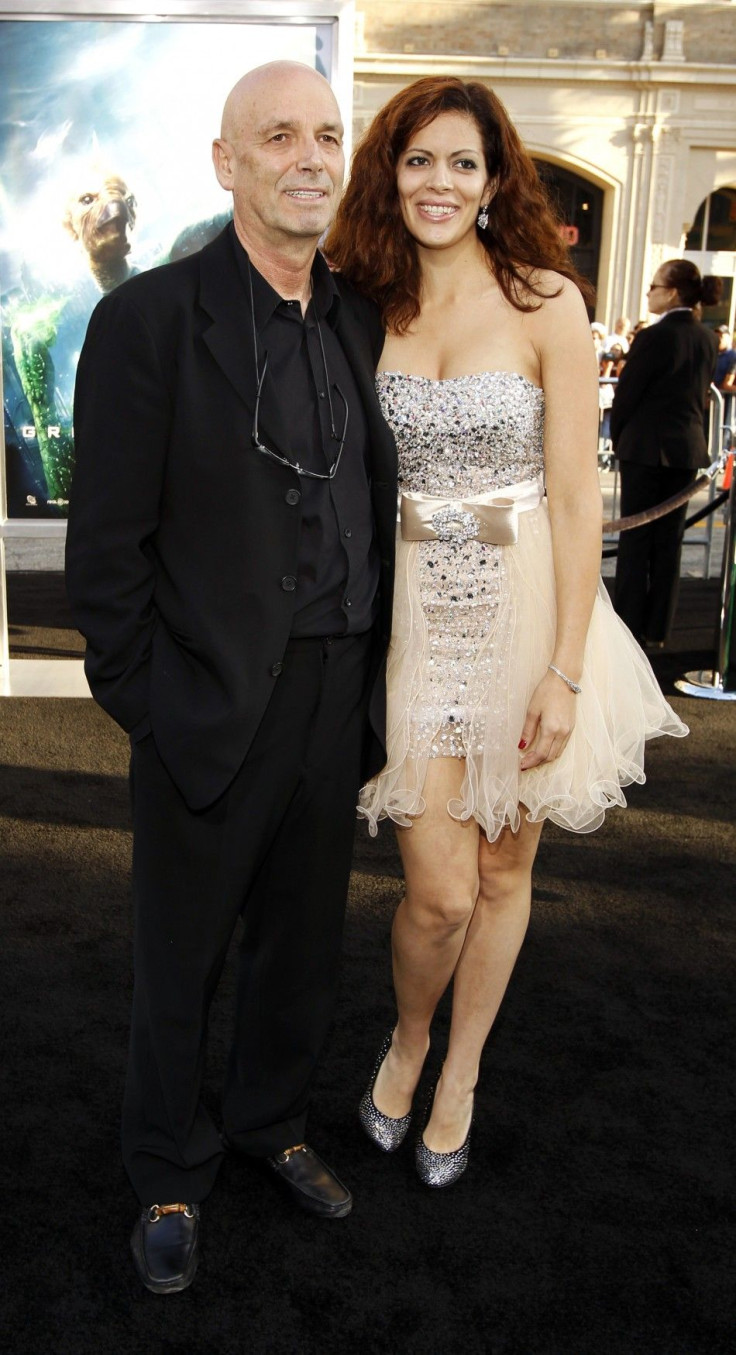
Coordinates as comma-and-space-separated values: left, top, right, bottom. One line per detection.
375, 370, 545, 494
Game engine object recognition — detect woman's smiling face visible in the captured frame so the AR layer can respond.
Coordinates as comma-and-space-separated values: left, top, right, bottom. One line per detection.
396, 111, 492, 251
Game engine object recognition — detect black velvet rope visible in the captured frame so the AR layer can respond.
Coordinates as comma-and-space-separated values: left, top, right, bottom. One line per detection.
601, 486, 729, 559
601, 462, 723, 533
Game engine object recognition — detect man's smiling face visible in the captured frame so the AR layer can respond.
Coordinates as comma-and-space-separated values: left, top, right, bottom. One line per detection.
213, 63, 345, 253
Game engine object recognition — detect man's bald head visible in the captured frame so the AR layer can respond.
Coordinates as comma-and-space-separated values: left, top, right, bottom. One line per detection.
212, 60, 345, 264
221, 62, 341, 146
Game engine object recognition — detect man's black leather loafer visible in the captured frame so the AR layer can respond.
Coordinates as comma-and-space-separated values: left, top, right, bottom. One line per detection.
267, 1144, 352, 1218
130, 1202, 200, 1293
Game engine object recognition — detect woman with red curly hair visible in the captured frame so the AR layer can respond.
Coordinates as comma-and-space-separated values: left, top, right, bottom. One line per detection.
327, 77, 686, 1187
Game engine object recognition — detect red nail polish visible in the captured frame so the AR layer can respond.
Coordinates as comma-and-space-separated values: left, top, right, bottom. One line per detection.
518, 739, 527, 750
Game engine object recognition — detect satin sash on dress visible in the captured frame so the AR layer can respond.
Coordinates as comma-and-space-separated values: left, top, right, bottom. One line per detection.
400, 477, 544, 547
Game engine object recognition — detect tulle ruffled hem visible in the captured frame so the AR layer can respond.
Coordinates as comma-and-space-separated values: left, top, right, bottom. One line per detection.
359, 753, 670, 842
359, 503, 688, 840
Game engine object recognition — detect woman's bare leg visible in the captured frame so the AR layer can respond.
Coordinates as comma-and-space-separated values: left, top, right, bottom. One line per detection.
423, 814, 543, 1152
371, 758, 480, 1119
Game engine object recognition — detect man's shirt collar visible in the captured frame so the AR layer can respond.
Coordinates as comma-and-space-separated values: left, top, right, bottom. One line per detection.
229, 221, 340, 332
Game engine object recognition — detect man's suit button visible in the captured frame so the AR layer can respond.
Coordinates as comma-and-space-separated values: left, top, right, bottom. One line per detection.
285, 489, 301, 505
270, 661, 284, 677
281, 575, 297, 592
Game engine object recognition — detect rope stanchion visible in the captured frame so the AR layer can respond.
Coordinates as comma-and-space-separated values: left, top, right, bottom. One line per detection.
664, 384, 736, 700
601, 463, 719, 535
598, 383, 734, 697
675, 466, 736, 701
601, 487, 729, 559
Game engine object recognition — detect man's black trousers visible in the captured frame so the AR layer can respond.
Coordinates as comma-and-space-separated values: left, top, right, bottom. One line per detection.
123, 631, 373, 1205
613, 461, 697, 644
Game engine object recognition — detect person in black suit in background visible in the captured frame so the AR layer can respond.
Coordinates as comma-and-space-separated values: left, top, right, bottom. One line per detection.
611, 259, 719, 645
65, 61, 397, 1294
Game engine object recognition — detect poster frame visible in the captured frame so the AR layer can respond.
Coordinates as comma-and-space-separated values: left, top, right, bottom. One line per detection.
0, 0, 355, 694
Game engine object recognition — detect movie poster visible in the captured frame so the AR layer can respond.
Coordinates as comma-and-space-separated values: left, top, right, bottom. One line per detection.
0, 17, 330, 519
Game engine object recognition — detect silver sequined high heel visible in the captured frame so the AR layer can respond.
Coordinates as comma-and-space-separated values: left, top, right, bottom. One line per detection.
358, 1030, 413, 1152
415, 1076, 474, 1188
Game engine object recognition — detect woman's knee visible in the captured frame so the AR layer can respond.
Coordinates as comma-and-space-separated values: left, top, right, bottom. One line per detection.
476, 824, 540, 908
476, 864, 532, 915
402, 881, 478, 935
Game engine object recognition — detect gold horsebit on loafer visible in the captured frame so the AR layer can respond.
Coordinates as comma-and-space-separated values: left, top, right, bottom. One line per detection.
146, 1203, 196, 1223
273, 1144, 308, 1164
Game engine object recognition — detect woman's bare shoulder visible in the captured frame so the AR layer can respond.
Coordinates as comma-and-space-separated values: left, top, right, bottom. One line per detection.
522, 268, 585, 305
519, 270, 590, 337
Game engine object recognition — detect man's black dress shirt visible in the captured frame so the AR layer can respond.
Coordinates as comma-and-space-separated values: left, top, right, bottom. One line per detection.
232, 227, 379, 638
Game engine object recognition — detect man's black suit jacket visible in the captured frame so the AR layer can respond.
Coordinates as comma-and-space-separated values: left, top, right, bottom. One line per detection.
610, 309, 717, 468
66, 228, 398, 810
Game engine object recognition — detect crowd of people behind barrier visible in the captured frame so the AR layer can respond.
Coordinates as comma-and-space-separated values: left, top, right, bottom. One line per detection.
592, 262, 733, 656
594, 314, 736, 455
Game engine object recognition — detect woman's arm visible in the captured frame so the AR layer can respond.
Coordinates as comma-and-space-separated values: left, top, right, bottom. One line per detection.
518, 276, 602, 769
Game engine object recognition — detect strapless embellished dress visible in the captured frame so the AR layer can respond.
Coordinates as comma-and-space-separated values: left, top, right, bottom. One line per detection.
359, 371, 688, 840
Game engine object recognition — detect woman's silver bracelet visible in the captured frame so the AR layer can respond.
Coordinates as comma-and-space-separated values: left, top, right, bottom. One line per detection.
548, 663, 582, 695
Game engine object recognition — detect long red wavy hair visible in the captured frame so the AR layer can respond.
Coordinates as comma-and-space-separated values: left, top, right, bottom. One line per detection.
326, 76, 594, 333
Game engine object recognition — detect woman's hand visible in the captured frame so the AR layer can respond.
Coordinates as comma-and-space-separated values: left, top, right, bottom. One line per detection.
517, 670, 578, 771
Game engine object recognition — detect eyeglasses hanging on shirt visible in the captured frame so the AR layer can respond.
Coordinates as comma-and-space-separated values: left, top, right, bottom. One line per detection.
248, 263, 349, 481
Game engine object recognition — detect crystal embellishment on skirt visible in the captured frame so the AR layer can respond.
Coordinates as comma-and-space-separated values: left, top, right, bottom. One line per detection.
430, 504, 479, 543
376, 370, 546, 762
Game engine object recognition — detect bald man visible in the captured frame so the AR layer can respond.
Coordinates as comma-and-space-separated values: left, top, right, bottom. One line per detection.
66, 63, 397, 1293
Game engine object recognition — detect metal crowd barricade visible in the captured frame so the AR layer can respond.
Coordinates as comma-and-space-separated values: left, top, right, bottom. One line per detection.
687, 384, 724, 578
598, 376, 618, 533
676, 385, 736, 700
722, 391, 735, 453
599, 378, 725, 578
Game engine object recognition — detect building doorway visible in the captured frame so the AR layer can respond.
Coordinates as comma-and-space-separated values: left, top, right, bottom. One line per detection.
533, 160, 604, 306
684, 186, 736, 333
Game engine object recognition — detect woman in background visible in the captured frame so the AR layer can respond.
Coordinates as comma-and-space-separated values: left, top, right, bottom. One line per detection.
611, 260, 720, 647
327, 78, 687, 1187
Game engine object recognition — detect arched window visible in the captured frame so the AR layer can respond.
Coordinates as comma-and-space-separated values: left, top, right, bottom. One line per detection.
685, 187, 736, 253
532, 160, 603, 303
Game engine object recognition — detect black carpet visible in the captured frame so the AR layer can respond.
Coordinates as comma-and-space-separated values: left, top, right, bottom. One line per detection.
1, 575, 734, 1354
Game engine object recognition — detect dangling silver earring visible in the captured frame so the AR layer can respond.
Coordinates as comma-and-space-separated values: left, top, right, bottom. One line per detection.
477, 205, 489, 231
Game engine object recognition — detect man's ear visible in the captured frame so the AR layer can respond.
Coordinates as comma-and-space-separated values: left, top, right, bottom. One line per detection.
212, 139, 235, 191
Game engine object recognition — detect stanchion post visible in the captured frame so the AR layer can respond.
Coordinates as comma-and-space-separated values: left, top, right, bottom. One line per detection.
675, 386, 736, 700
722, 393, 736, 690
718, 469, 736, 691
